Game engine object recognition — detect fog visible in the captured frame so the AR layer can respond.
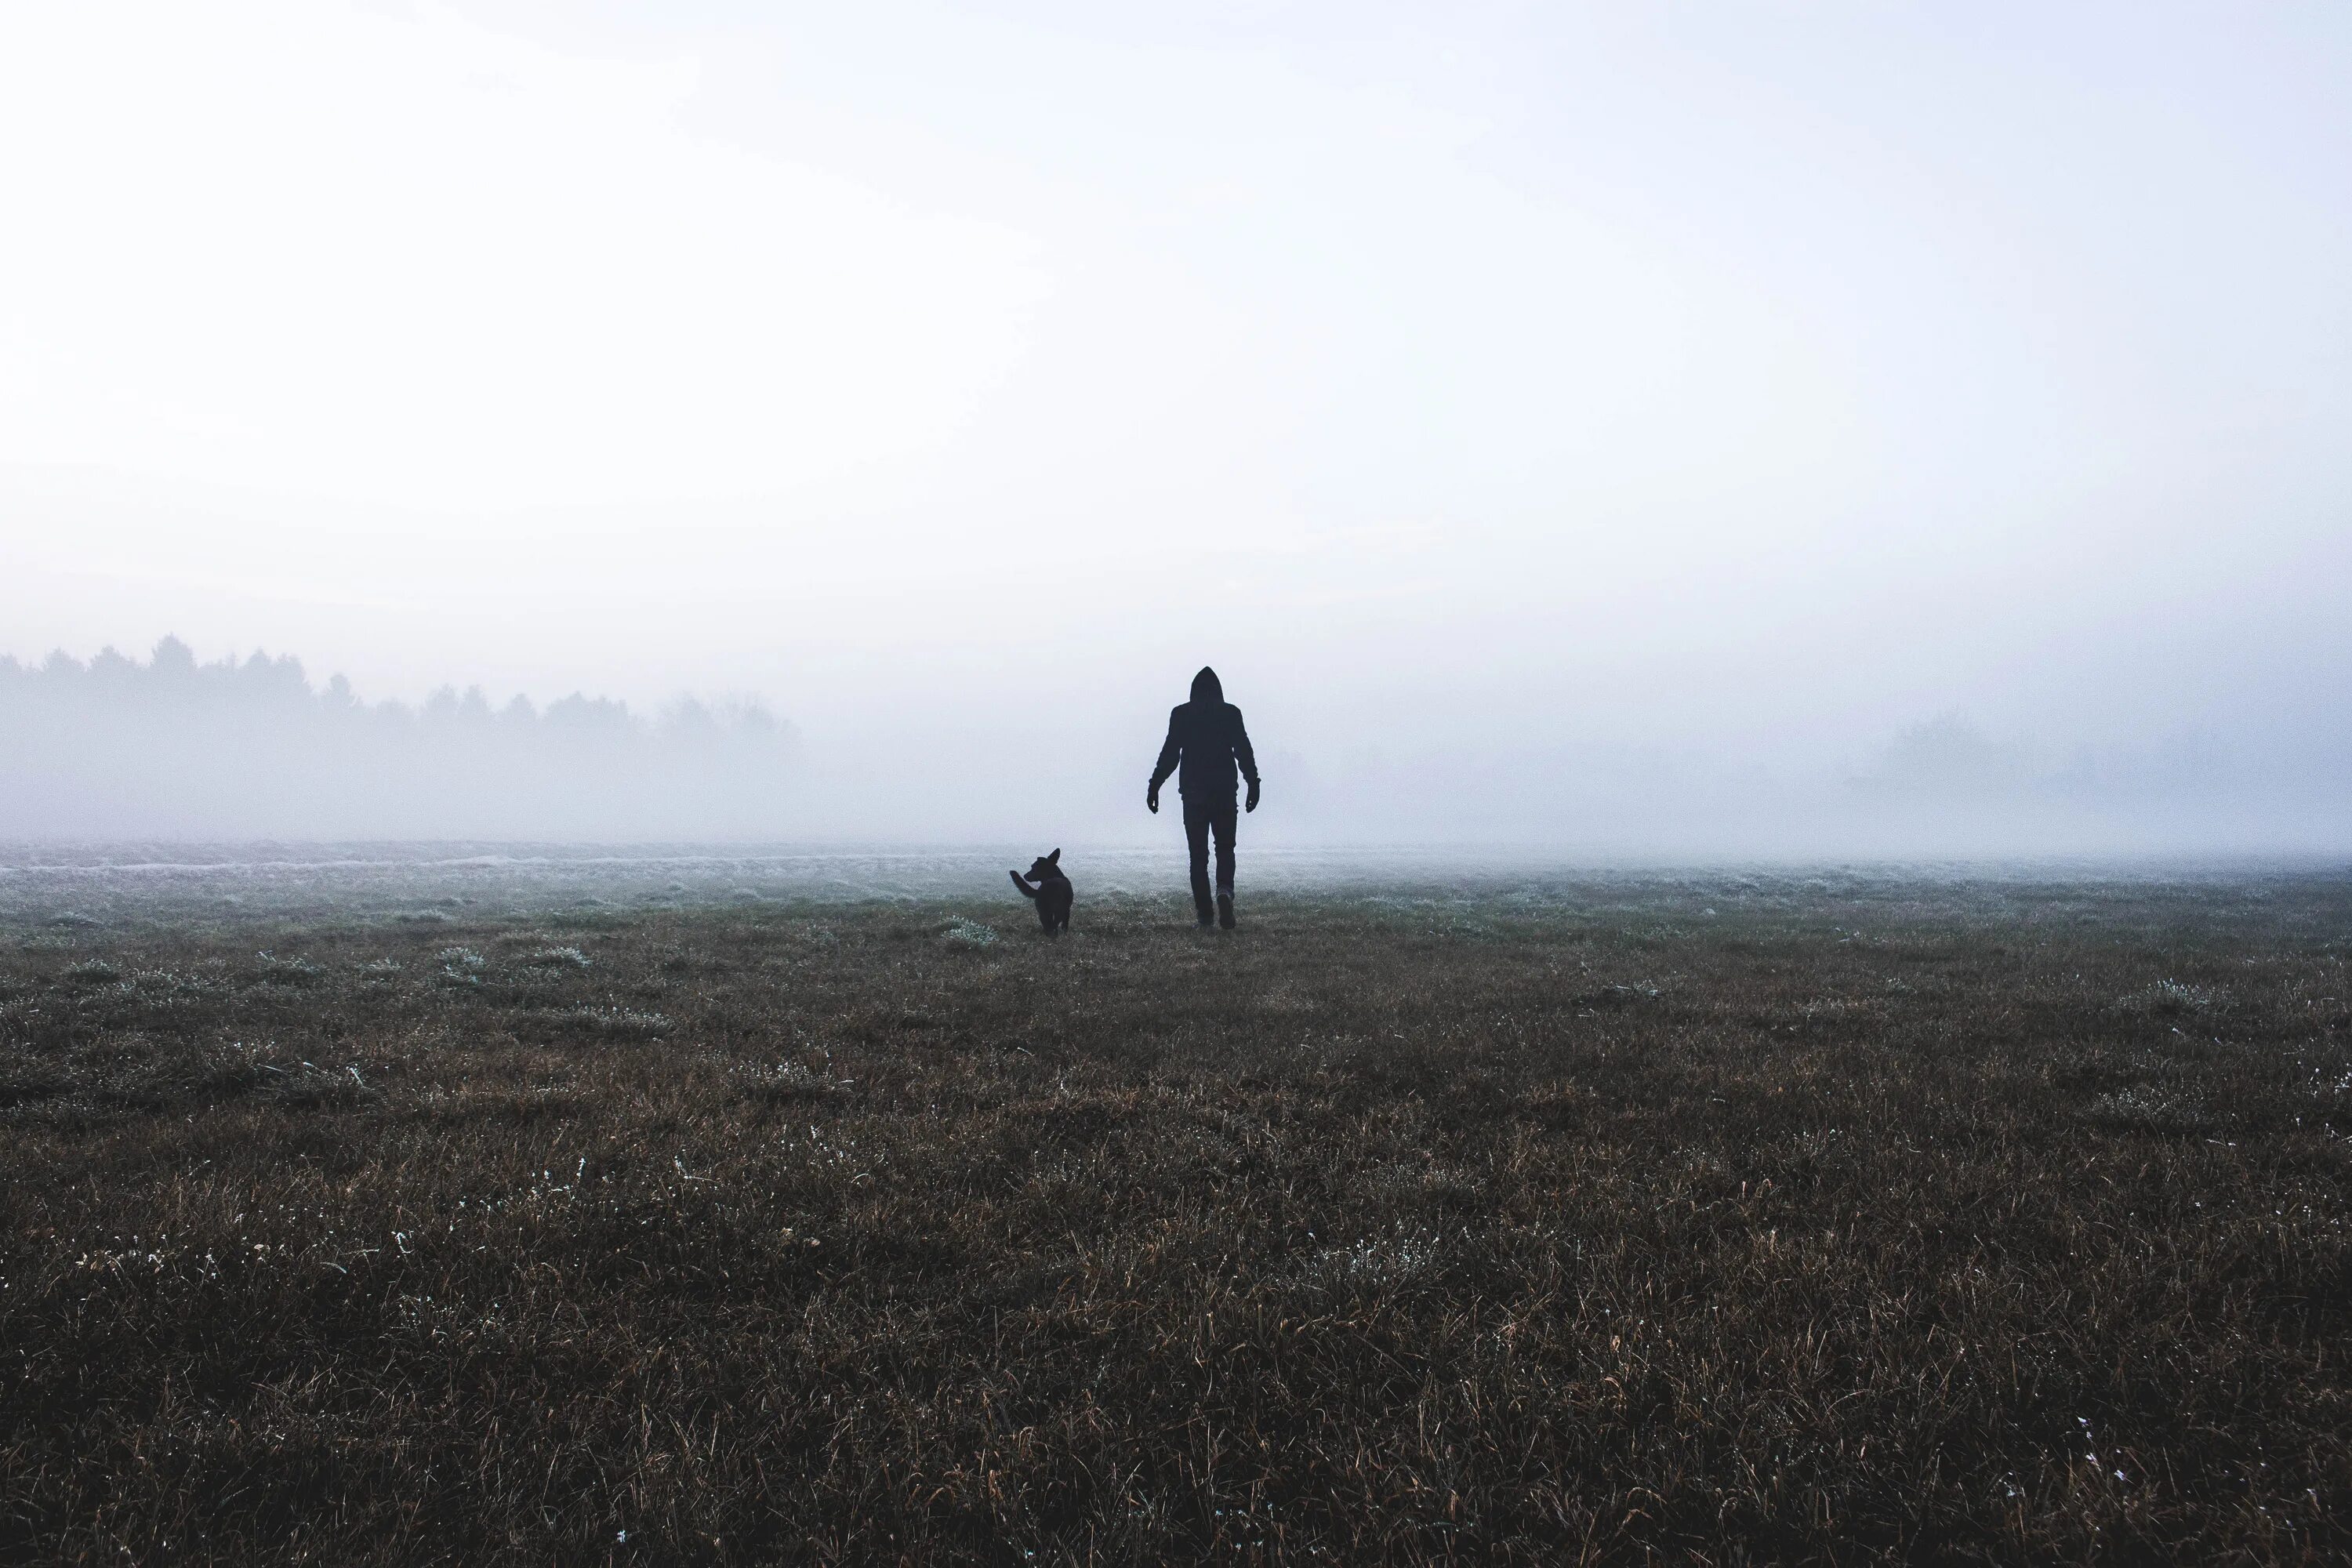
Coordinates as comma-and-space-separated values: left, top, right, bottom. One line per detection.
8, 637, 2344, 858
3, 3, 2348, 858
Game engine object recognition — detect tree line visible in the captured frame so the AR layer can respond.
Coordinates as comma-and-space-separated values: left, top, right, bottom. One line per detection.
0, 638, 801, 840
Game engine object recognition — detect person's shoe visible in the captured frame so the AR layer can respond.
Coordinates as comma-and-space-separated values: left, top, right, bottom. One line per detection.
1217, 894, 1236, 930
1195, 916, 1216, 930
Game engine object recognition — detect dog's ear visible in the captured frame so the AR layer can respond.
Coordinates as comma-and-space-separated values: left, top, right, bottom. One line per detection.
1047, 848, 1061, 863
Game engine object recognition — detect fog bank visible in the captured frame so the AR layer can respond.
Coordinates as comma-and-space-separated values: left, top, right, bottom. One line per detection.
5, 639, 2345, 858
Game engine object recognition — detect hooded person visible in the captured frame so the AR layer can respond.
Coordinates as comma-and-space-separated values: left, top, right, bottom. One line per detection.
1147, 666, 1261, 928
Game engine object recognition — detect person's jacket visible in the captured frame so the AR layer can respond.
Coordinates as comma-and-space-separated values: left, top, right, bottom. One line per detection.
1150, 666, 1258, 804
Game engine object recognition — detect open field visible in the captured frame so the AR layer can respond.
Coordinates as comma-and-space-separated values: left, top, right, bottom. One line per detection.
2, 856, 2349, 1563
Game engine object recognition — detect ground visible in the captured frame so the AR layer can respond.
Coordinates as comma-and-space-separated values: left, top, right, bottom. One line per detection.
2, 862, 2348, 1563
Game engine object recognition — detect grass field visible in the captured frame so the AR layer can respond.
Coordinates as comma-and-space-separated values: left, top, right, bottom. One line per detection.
3, 865, 2349, 1563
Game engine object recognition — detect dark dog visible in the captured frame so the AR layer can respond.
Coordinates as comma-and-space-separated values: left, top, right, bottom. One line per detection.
1009, 848, 1073, 933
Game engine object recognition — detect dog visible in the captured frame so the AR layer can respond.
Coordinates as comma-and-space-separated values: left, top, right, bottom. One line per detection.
1008, 848, 1073, 933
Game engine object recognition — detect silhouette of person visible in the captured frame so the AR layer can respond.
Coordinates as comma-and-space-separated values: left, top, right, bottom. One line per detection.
1148, 666, 1260, 928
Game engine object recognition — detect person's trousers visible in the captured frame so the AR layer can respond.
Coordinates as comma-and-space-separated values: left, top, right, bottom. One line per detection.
1182, 796, 1237, 922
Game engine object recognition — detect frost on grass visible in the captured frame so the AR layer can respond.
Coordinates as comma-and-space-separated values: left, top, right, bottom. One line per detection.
436, 947, 487, 986
732, 1060, 855, 1105
518, 946, 593, 970
942, 916, 999, 949
2084, 1086, 2214, 1134
2121, 978, 2223, 1017
554, 1007, 672, 1040
254, 952, 325, 985
1308, 1225, 1447, 1290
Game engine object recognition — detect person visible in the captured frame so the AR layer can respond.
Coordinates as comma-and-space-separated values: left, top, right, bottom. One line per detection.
1147, 666, 1261, 928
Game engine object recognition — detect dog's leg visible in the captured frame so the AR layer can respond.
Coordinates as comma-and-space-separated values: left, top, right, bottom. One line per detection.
1009, 870, 1038, 899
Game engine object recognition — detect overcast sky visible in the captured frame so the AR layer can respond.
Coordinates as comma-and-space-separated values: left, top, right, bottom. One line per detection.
3, 2, 2348, 836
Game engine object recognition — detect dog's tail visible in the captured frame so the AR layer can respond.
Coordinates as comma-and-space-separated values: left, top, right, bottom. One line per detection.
1008, 870, 1039, 898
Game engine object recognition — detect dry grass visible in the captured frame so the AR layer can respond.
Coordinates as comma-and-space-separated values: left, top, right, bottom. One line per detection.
2, 871, 2350, 1563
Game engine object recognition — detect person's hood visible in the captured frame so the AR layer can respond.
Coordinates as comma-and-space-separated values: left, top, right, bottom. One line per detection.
1190, 666, 1223, 704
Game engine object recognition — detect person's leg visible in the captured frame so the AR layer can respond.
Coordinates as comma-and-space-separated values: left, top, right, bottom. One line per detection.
1183, 801, 1215, 925
1213, 801, 1237, 927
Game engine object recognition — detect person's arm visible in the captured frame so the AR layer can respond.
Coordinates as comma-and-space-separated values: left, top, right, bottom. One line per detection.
1232, 707, 1261, 811
1148, 707, 1182, 811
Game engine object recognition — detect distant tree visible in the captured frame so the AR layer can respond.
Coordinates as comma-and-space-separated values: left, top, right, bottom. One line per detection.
151, 636, 198, 680
1858, 713, 2024, 799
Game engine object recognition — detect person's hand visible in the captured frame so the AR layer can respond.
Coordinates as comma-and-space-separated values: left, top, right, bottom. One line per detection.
1245, 779, 1261, 813
1146, 783, 1160, 815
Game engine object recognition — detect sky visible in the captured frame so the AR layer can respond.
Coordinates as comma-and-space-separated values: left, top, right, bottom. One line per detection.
2, 2, 2348, 846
